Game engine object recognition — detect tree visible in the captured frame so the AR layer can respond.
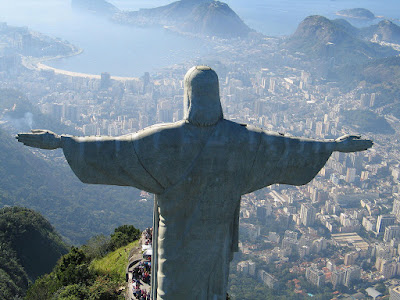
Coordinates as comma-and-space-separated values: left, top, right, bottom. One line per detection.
55, 284, 89, 300
88, 276, 120, 300
0, 207, 68, 299
56, 247, 93, 286
25, 224, 139, 300
24, 273, 61, 300
109, 225, 140, 250
82, 235, 110, 260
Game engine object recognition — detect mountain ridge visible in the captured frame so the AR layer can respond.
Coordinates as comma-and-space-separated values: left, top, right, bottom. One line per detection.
71, 0, 119, 16
283, 15, 397, 64
113, 0, 252, 38
361, 20, 400, 44
0, 207, 69, 299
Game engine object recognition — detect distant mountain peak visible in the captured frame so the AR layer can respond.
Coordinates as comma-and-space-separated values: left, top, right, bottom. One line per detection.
184, 0, 251, 37
181, 0, 213, 2
284, 15, 396, 65
114, 0, 251, 38
292, 15, 348, 44
361, 19, 400, 44
380, 19, 392, 25
71, 0, 119, 16
336, 8, 375, 20
377, 19, 399, 29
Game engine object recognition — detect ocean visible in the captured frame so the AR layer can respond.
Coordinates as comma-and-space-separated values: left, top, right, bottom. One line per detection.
0, 0, 399, 77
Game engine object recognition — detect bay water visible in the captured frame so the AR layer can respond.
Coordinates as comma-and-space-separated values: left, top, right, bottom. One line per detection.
0, 0, 399, 76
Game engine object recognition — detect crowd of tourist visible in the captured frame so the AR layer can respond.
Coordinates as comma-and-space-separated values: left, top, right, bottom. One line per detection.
132, 261, 151, 284
132, 283, 150, 300
131, 228, 153, 300
143, 228, 152, 244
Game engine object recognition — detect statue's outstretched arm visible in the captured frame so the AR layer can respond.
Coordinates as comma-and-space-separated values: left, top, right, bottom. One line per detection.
333, 134, 373, 153
16, 129, 61, 150
243, 131, 373, 193
16, 129, 164, 193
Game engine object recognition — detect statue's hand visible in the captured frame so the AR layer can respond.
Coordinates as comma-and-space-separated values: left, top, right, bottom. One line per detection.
16, 129, 61, 150
335, 134, 373, 153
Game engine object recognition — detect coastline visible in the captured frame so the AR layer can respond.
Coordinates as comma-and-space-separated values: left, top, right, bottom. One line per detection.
35, 62, 139, 82
335, 12, 399, 23
22, 49, 140, 82
335, 12, 375, 20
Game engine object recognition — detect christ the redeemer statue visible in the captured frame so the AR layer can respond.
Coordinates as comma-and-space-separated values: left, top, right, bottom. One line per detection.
17, 66, 372, 300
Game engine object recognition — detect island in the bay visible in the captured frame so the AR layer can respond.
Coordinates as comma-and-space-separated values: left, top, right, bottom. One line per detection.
72, 0, 252, 38
336, 8, 376, 20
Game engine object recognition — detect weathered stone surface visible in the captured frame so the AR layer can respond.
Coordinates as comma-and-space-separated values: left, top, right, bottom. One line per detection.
17, 66, 372, 300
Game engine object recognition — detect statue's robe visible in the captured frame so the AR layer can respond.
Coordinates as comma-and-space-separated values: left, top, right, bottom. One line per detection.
61, 119, 333, 300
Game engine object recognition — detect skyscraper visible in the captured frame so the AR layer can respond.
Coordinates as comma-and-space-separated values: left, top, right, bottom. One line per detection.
344, 266, 361, 287
306, 265, 325, 287
392, 198, 400, 221
100, 72, 111, 89
384, 225, 400, 242
300, 203, 316, 227
376, 215, 396, 234
345, 168, 356, 183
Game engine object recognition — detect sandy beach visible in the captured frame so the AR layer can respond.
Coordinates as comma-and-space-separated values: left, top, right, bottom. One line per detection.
36, 62, 140, 82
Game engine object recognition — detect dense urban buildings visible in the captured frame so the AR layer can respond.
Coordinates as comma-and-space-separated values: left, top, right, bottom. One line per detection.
2, 16, 400, 298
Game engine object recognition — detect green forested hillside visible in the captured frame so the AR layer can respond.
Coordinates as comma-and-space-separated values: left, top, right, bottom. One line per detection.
0, 207, 69, 299
0, 89, 153, 245
330, 56, 400, 108
25, 225, 140, 300
342, 109, 395, 134
284, 15, 396, 65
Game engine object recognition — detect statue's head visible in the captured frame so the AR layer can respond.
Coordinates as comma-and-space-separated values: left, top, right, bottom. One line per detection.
183, 66, 223, 126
